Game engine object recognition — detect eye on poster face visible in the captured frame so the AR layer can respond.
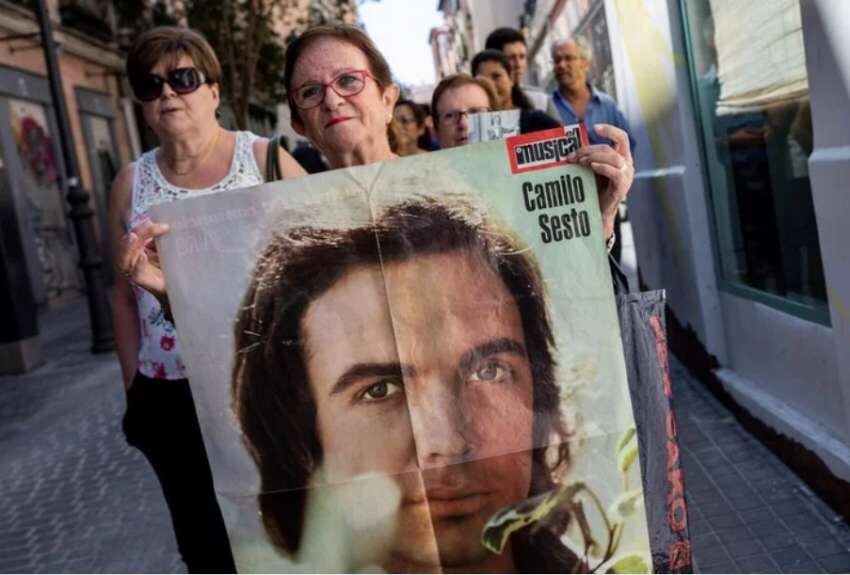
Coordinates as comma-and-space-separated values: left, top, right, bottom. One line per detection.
153, 127, 652, 573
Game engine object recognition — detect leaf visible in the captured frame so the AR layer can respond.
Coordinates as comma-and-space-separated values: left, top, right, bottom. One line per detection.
607, 489, 644, 522
571, 500, 600, 556
616, 427, 637, 455
606, 553, 650, 573
481, 482, 586, 554
617, 441, 639, 475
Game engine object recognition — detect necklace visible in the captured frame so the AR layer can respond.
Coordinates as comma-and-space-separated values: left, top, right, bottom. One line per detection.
166, 128, 222, 176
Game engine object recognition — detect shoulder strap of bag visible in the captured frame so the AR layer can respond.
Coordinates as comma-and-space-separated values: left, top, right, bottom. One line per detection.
265, 135, 282, 182
609, 253, 631, 295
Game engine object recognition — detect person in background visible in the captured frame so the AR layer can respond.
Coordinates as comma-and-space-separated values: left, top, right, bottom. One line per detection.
546, 37, 635, 261
431, 73, 495, 149
393, 99, 429, 156
471, 50, 561, 135
111, 26, 304, 573
546, 37, 635, 150
485, 27, 549, 111
419, 103, 441, 150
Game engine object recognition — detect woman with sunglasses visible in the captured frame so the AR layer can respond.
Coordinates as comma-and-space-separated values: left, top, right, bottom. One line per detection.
108, 26, 304, 574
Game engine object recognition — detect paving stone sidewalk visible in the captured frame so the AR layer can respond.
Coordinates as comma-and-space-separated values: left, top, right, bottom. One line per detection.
0, 300, 183, 574
673, 359, 850, 573
1, 297, 849, 573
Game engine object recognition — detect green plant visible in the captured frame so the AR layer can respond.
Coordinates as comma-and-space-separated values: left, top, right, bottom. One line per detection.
482, 426, 650, 573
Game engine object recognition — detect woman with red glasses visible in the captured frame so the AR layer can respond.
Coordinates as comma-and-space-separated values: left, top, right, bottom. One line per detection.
283, 25, 400, 168
109, 26, 304, 573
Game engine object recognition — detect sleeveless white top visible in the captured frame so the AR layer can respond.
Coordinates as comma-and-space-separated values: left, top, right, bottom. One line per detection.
129, 130, 264, 380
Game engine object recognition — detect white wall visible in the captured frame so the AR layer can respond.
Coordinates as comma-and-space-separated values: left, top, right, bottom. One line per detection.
611, 0, 850, 479
801, 0, 850, 448
605, 0, 727, 359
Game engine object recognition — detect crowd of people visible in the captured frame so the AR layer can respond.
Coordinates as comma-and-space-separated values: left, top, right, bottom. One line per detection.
111, 22, 635, 573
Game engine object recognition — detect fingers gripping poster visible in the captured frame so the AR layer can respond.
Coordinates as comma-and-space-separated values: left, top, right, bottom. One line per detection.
152, 127, 653, 573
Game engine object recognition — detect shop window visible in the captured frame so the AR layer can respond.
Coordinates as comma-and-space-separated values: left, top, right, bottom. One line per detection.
682, 0, 828, 321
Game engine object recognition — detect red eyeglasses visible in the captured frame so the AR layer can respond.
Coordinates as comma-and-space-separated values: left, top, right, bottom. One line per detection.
292, 69, 377, 110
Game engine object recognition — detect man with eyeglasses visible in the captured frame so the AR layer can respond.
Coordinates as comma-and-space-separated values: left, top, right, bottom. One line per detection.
547, 38, 634, 151
430, 74, 496, 149
547, 37, 635, 261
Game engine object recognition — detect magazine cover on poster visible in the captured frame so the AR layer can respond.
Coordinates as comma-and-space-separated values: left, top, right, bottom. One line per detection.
151, 126, 653, 573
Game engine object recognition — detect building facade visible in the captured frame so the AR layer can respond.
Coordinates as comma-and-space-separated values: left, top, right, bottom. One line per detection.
430, 0, 532, 80
463, 0, 526, 53
0, 0, 137, 371
0, 0, 363, 372
523, 0, 850, 488
429, 0, 475, 78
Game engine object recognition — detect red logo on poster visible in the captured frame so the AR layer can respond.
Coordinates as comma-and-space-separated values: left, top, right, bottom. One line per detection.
506, 124, 589, 174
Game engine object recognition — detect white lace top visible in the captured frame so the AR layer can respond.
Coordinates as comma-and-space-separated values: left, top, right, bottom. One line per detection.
129, 130, 264, 380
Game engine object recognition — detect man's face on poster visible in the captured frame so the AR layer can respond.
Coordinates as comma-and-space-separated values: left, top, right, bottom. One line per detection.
301, 248, 535, 569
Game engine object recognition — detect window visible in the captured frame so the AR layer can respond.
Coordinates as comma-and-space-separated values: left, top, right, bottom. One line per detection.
682, 0, 828, 321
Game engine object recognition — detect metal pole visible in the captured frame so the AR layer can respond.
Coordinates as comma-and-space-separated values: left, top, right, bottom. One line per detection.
33, 0, 114, 353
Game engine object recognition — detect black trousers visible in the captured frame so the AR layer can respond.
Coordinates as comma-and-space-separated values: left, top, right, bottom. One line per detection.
123, 373, 237, 573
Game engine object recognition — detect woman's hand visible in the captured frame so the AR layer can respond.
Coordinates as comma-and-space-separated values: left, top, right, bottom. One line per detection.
569, 124, 634, 240
119, 219, 170, 301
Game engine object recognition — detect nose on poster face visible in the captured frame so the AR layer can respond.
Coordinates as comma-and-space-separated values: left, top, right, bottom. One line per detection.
406, 380, 473, 470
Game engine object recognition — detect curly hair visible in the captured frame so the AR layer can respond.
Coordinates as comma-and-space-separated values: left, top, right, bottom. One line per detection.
231, 195, 570, 554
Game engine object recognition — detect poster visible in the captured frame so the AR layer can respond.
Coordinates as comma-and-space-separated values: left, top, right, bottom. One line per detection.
153, 126, 652, 573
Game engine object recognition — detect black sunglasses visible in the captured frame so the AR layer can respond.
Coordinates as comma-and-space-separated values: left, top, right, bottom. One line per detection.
132, 67, 209, 102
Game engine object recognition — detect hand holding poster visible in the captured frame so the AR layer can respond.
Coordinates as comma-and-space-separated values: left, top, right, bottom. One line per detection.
152, 127, 653, 573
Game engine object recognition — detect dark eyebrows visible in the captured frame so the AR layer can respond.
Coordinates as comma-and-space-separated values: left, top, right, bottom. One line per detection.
458, 338, 527, 373
330, 362, 413, 397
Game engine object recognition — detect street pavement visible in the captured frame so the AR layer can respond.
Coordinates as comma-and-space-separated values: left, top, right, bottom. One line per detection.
1, 296, 849, 573
673, 359, 850, 573
0, 301, 183, 574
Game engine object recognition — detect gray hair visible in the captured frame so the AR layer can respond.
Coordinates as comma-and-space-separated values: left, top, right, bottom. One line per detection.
551, 36, 592, 61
